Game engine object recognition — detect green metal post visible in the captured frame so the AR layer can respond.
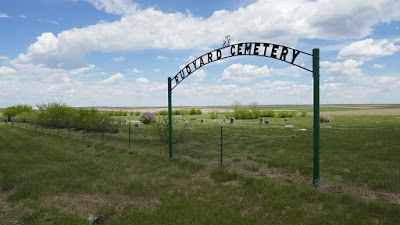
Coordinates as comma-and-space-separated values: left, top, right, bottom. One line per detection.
312, 48, 320, 187
168, 77, 173, 159
220, 123, 223, 167
128, 121, 131, 149
102, 119, 105, 144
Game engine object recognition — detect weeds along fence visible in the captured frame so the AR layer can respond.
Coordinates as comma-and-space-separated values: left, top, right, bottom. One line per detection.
2, 115, 399, 197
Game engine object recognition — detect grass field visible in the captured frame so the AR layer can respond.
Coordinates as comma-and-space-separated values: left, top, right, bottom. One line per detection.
1, 105, 400, 224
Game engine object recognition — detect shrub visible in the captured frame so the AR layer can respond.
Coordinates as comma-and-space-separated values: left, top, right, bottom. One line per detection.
36, 101, 77, 128
225, 109, 257, 119
75, 108, 103, 131
15, 111, 37, 123
113, 111, 127, 116
260, 110, 275, 117
152, 117, 187, 143
140, 112, 157, 124
157, 110, 168, 116
173, 109, 189, 116
189, 108, 202, 115
320, 115, 332, 123
209, 112, 218, 119
34, 101, 121, 132
277, 111, 297, 118
3, 104, 33, 122
300, 111, 308, 117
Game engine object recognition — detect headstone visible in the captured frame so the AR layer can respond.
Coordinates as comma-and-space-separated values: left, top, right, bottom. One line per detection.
200, 119, 204, 123
223, 119, 226, 123
230, 117, 235, 124
259, 117, 265, 124
265, 120, 270, 124
134, 123, 139, 128
88, 215, 99, 223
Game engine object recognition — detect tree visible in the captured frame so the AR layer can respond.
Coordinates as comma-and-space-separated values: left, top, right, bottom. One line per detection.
248, 101, 259, 112
3, 104, 33, 122
231, 100, 242, 110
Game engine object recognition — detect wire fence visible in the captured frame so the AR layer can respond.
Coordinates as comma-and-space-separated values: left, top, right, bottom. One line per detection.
2, 115, 399, 201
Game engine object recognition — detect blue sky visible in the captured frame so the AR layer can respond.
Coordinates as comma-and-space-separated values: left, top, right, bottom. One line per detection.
0, 0, 399, 107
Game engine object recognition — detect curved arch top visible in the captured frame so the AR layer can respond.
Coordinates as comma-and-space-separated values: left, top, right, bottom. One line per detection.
171, 42, 313, 90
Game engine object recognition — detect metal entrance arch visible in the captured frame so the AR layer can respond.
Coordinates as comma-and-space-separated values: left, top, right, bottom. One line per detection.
167, 42, 320, 186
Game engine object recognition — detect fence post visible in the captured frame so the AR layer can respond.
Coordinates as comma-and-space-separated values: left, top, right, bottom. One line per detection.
312, 48, 320, 187
128, 121, 131, 149
102, 118, 105, 144
83, 118, 85, 140
220, 123, 223, 167
168, 77, 173, 159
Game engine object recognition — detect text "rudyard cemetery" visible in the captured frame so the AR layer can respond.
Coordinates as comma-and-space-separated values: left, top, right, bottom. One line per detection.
171, 42, 312, 89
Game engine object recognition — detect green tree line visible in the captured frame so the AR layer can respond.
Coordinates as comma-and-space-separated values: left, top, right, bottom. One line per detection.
3, 102, 123, 132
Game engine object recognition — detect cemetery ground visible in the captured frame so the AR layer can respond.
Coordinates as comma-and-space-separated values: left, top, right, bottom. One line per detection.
1, 105, 400, 224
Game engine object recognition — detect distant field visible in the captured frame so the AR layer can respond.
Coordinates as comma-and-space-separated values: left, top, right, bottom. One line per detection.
94, 104, 400, 115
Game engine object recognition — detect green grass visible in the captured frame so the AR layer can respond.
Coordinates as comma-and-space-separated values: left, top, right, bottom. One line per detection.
1, 113, 400, 224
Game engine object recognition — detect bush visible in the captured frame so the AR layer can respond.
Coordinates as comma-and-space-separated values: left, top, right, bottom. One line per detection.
15, 111, 37, 123
3, 104, 33, 122
140, 112, 157, 124
209, 112, 218, 119
152, 117, 187, 143
36, 101, 77, 128
157, 110, 168, 116
130, 111, 140, 116
173, 109, 189, 116
320, 115, 332, 123
277, 111, 297, 118
189, 108, 202, 115
225, 109, 257, 119
300, 112, 308, 117
260, 110, 276, 117
33, 101, 121, 132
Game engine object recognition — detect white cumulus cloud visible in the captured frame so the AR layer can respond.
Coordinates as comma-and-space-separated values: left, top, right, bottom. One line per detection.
0, 13, 9, 18
321, 59, 366, 85
191, 69, 206, 83
156, 56, 167, 60
376, 76, 398, 85
12, 0, 400, 69
69, 64, 95, 75
112, 56, 126, 62
0, 66, 17, 75
373, 64, 385, 69
97, 72, 124, 84
132, 68, 143, 74
338, 38, 400, 60
136, 77, 149, 85
221, 64, 271, 83
87, 0, 138, 15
